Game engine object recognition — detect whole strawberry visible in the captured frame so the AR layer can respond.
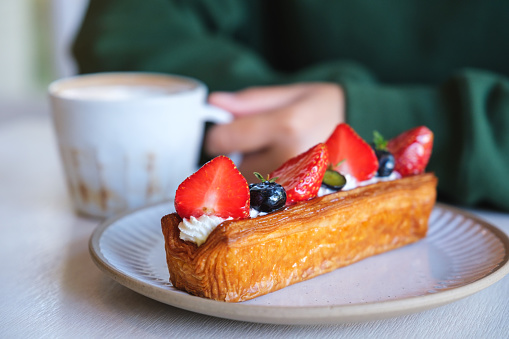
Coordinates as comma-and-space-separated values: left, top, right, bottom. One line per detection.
387, 126, 434, 177
269, 143, 328, 205
175, 156, 250, 220
325, 123, 379, 181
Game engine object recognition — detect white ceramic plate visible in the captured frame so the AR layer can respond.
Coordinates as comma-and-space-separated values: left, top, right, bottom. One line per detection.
89, 203, 509, 325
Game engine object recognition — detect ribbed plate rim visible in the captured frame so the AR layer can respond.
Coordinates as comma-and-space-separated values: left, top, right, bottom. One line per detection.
89, 202, 509, 325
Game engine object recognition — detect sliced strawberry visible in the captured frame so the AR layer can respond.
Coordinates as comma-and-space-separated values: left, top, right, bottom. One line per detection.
387, 126, 434, 177
269, 143, 328, 205
325, 123, 378, 181
174, 156, 250, 219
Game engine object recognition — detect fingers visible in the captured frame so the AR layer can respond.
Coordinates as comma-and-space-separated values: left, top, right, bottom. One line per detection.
206, 84, 310, 155
205, 83, 346, 180
208, 85, 309, 116
205, 95, 320, 159
205, 111, 279, 155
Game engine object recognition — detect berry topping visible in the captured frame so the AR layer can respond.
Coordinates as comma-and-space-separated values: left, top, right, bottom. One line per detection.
325, 123, 378, 181
372, 131, 395, 177
269, 143, 329, 205
174, 156, 250, 220
387, 126, 434, 177
249, 173, 287, 213
375, 150, 395, 177
322, 168, 347, 190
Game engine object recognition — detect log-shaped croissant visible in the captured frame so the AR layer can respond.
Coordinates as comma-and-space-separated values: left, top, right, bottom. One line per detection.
161, 173, 437, 302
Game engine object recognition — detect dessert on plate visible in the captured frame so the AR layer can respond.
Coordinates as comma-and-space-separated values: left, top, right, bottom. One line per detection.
161, 123, 437, 302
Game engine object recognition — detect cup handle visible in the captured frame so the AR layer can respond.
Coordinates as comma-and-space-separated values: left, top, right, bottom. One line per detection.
198, 105, 242, 167
202, 105, 233, 124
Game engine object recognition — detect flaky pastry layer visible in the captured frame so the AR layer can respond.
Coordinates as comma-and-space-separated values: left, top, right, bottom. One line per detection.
161, 173, 437, 302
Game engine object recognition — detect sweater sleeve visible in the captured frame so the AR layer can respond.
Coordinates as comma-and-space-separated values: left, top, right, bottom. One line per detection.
344, 69, 509, 211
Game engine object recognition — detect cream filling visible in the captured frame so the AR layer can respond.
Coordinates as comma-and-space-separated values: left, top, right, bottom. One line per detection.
249, 209, 268, 218
318, 172, 401, 197
178, 214, 231, 246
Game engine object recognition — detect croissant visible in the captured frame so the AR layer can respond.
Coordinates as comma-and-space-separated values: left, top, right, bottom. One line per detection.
161, 173, 437, 302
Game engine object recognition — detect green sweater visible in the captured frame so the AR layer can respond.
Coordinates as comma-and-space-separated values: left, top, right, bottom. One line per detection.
73, 0, 509, 211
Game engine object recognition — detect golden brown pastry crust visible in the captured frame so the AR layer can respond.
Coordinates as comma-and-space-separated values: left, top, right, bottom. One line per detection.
161, 173, 437, 302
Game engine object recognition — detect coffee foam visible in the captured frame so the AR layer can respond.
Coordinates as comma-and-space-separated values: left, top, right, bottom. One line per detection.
58, 85, 188, 101
51, 73, 197, 101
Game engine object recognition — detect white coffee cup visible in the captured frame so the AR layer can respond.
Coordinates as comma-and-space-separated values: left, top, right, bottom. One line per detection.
49, 72, 232, 218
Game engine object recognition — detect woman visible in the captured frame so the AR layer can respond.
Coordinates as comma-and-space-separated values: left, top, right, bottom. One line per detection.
74, 0, 509, 210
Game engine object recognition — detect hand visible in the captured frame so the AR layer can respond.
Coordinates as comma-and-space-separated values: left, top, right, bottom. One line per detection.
206, 83, 345, 182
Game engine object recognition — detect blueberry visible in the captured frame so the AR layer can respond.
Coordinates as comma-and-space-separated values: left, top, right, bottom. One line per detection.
375, 149, 395, 177
371, 131, 395, 177
249, 172, 286, 213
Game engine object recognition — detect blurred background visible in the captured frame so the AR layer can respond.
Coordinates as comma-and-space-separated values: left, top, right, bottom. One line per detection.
0, 0, 88, 102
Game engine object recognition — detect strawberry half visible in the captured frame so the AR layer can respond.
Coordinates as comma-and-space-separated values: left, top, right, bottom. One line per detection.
387, 126, 434, 177
325, 123, 378, 181
174, 156, 250, 220
269, 143, 328, 205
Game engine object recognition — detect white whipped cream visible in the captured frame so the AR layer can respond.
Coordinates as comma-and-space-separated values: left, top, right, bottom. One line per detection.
249, 209, 268, 218
318, 172, 401, 197
178, 215, 231, 246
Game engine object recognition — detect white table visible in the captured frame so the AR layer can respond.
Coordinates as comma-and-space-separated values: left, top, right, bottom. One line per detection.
1, 99, 508, 338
